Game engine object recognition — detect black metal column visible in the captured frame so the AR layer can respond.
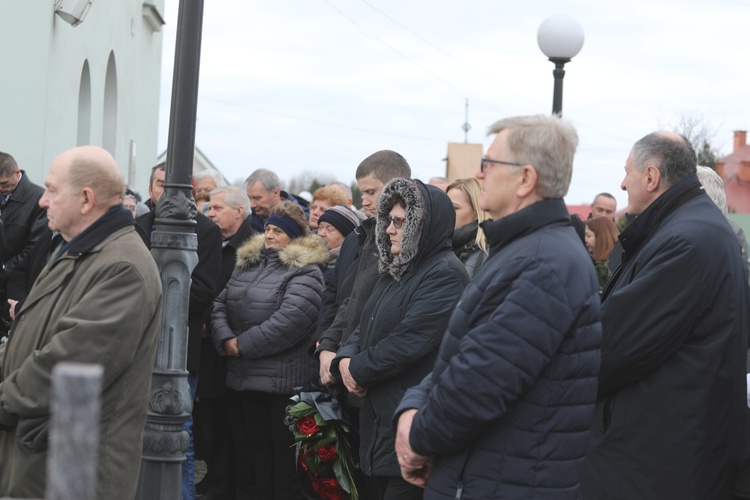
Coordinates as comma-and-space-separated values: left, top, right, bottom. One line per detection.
550, 57, 570, 116
136, 0, 205, 498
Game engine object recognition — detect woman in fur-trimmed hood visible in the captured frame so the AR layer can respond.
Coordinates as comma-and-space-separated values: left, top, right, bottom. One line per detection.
211, 200, 328, 499
331, 178, 470, 498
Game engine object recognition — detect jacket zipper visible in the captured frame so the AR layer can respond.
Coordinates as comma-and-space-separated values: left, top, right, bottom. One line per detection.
454, 450, 471, 499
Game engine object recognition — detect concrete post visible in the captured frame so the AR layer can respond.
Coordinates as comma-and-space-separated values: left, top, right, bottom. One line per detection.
46, 362, 103, 500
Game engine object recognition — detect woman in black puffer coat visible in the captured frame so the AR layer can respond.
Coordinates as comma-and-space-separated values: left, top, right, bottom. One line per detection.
331, 179, 469, 500
212, 201, 328, 500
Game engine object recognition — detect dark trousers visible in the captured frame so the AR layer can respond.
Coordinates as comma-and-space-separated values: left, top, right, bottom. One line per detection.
195, 395, 236, 498
365, 474, 424, 500
226, 390, 301, 500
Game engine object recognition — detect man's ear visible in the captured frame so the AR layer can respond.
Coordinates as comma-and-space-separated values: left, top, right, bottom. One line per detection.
645, 165, 662, 193
517, 165, 539, 198
80, 187, 96, 215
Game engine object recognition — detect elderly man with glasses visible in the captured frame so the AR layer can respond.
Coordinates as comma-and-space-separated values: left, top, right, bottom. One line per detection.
394, 114, 602, 500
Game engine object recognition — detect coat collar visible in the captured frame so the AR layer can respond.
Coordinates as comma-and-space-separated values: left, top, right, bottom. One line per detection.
7, 171, 35, 205
235, 233, 329, 270
226, 216, 256, 250
56, 205, 134, 259
452, 220, 478, 252
618, 175, 705, 259
16, 223, 134, 320
482, 198, 570, 257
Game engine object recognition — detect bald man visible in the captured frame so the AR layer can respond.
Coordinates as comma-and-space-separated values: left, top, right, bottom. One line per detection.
581, 133, 749, 499
0, 146, 163, 500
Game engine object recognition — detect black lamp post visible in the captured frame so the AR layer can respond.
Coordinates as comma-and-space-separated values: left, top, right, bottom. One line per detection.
136, 0, 204, 497
537, 15, 584, 116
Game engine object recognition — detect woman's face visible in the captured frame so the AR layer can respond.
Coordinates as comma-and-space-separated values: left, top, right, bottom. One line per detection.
309, 199, 332, 229
447, 188, 476, 230
317, 222, 345, 250
264, 224, 292, 250
385, 204, 407, 256
584, 227, 596, 254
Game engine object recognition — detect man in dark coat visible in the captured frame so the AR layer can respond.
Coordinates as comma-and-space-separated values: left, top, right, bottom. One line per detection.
196, 185, 255, 500
5, 228, 61, 317
135, 162, 221, 500
394, 114, 602, 499
244, 168, 308, 233
581, 133, 750, 499
0, 152, 46, 321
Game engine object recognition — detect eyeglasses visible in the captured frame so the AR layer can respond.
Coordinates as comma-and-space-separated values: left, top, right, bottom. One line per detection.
385, 215, 406, 229
480, 157, 524, 173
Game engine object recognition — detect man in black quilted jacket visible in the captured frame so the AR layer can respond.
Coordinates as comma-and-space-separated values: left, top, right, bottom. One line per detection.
394, 114, 602, 499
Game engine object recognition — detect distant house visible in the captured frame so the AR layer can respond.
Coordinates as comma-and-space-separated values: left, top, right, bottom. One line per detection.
157, 146, 230, 185
566, 204, 591, 220
716, 131, 750, 214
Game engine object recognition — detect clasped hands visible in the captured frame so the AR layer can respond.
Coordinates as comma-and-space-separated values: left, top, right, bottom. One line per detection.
396, 409, 433, 488
337, 357, 367, 397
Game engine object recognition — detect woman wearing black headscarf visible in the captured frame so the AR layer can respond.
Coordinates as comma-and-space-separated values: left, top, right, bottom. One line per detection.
331, 179, 469, 500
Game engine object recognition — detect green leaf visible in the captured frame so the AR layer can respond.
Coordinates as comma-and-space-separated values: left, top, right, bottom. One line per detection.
313, 412, 328, 427
332, 459, 352, 493
287, 402, 316, 418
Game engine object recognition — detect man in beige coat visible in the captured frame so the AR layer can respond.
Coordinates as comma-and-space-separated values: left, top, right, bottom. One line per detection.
0, 146, 163, 499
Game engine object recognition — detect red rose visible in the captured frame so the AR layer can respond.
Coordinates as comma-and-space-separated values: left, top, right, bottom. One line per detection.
297, 415, 320, 436
317, 444, 338, 463
312, 478, 344, 500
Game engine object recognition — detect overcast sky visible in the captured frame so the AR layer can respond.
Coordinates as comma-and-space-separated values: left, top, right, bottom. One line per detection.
157, 0, 750, 209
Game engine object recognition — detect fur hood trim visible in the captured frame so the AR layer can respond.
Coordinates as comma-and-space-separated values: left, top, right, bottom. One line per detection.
236, 233, 329, 270
376, 178, 425, 280
376, 178, 455, 281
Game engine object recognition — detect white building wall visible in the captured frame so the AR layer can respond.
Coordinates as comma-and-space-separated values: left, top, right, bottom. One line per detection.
0, 1, 165, 196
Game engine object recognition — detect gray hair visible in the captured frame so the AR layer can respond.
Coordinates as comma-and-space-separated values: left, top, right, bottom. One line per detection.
487, 114, 578, 198
327, 181, 353, 201
195, 169, 227, 187
629, 132, 697, 188
244, 168, 280, 192
696, 165, 727, 215
210, 185, 251, 219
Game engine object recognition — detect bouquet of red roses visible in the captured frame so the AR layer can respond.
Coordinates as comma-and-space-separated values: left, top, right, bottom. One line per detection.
286, 387, 359, 500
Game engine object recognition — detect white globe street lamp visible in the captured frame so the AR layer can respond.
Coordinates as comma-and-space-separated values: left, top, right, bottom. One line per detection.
537, 15, 585, 116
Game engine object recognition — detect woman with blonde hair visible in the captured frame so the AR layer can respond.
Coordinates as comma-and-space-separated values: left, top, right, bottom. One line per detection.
584, 216, 620, 291
446, 178, 490, 278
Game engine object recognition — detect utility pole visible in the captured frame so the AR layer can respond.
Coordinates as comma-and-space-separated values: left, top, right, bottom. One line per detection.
461, 98, 471, 143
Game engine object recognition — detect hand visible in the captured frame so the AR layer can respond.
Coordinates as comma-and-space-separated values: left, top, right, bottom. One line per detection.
7, 299, 18, 321
223, 338, 240, 357
396, 409, 433, 488
202, 324, 210, 338
319, 350, 338, 387
338, 358, 367, 396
